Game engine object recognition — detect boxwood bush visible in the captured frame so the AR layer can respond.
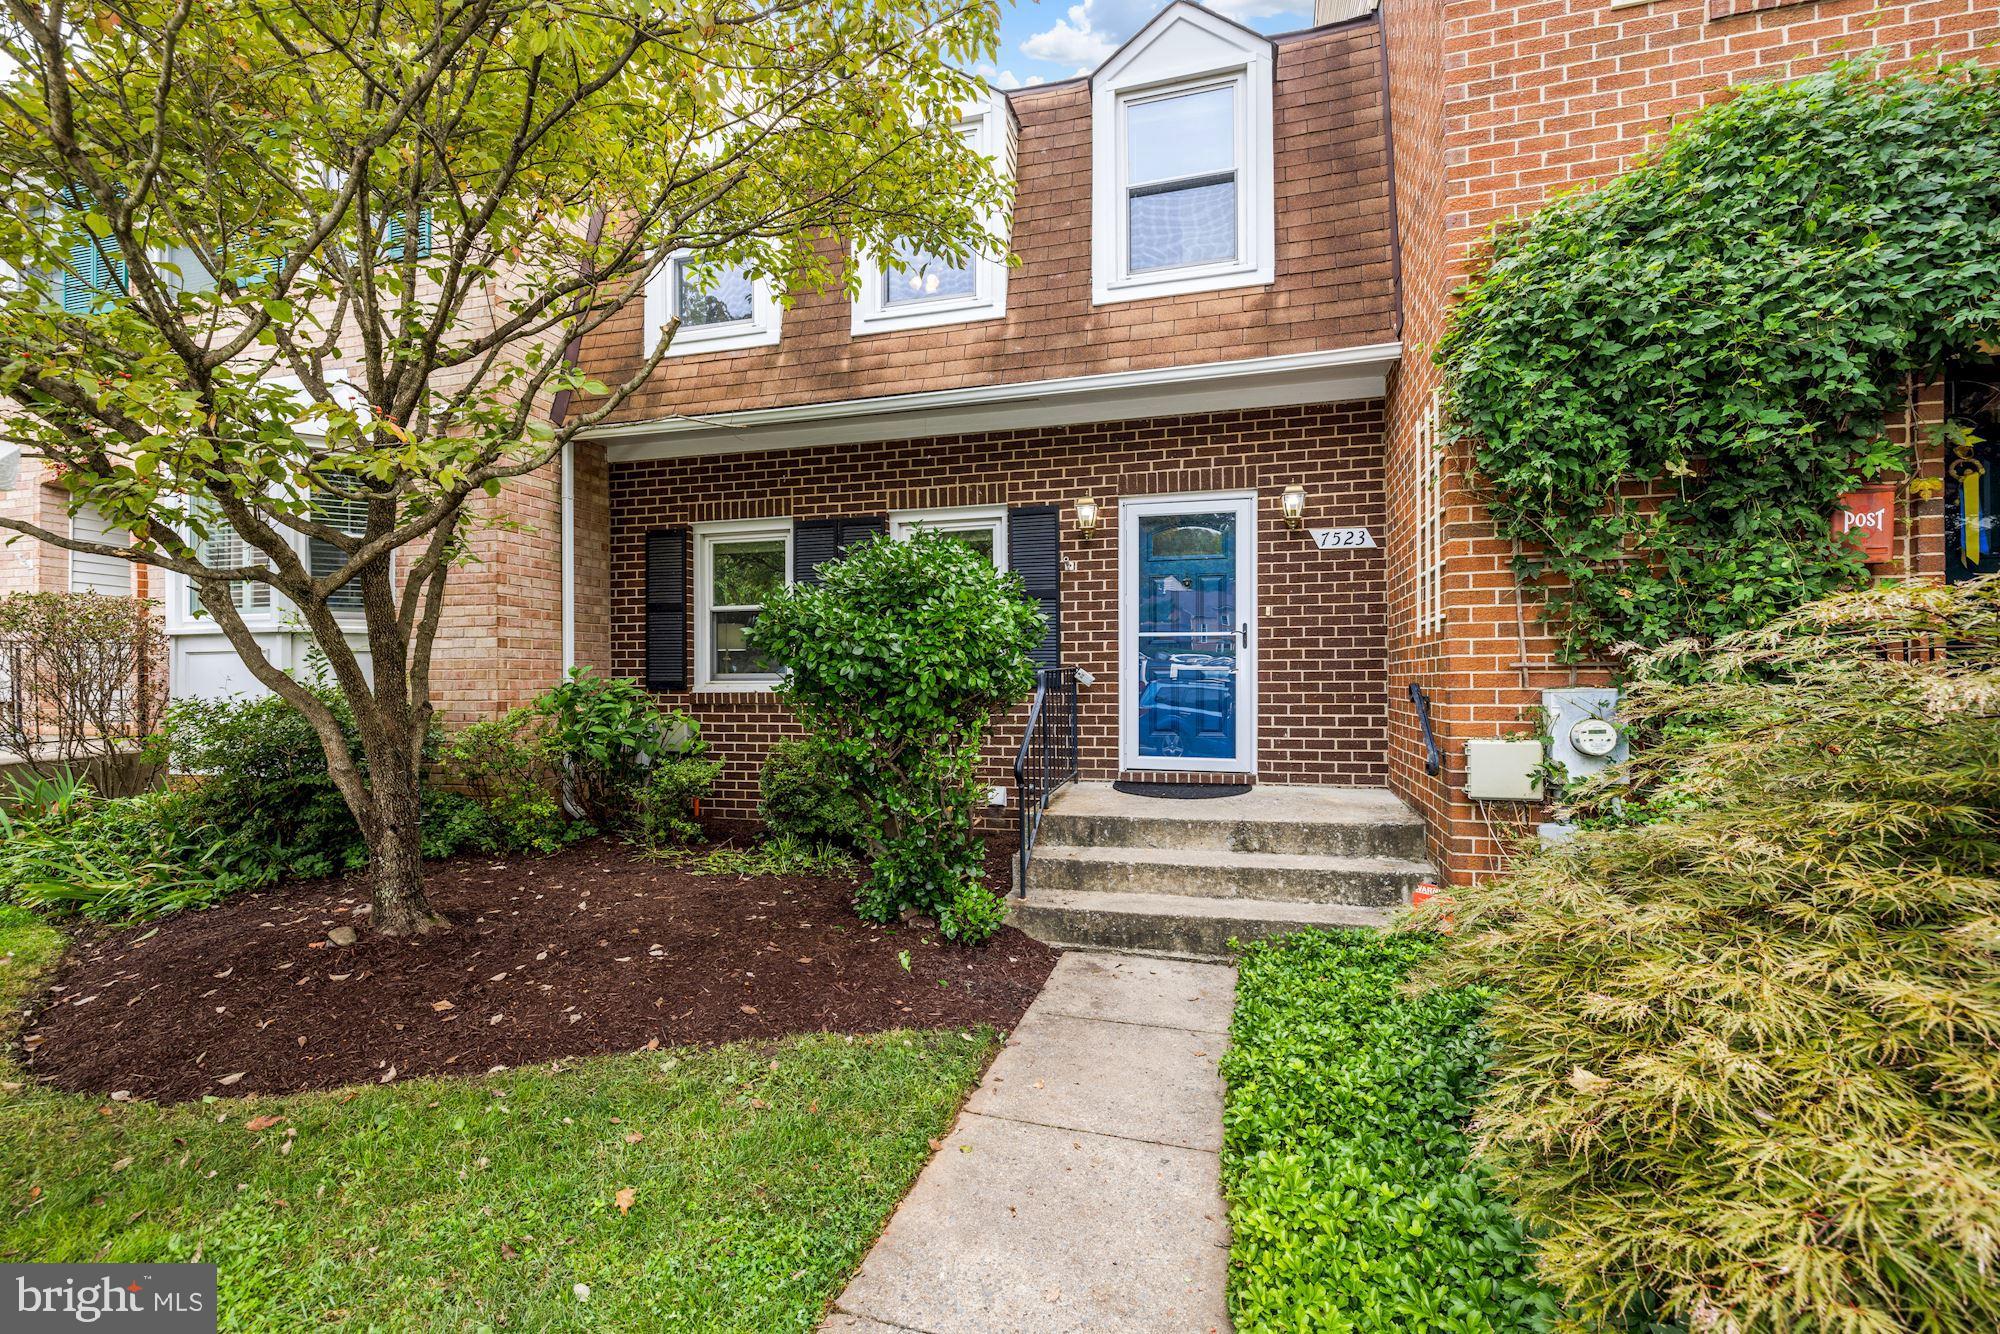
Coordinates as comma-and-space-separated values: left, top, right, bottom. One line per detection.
1223, 929, 1558, 1332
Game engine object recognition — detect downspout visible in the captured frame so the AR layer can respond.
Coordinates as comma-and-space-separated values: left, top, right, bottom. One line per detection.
546, 208, 611, 676
1373, 4, 1405, 340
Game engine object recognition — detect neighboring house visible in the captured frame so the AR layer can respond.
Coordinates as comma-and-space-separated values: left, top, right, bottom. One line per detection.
3, 0, 1993, 881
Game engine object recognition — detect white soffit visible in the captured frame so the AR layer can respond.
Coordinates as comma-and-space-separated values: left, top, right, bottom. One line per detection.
596, 343, 1402, 463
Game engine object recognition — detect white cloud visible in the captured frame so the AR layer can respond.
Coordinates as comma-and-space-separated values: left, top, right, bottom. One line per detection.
970, 62, 1046, 90
1020, 4, 1118, 68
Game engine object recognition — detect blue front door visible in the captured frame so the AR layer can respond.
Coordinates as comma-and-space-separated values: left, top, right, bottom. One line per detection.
1130, 501, 1251, 765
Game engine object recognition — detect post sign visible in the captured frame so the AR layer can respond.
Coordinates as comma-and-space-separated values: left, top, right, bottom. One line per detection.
1832, 484, 1897, 564
1308, 527, 1377, 551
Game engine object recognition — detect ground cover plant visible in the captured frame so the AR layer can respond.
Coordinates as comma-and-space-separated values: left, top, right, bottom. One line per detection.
1222, 929, 1557, 1333
1442, 62, 2000, 659
1422, 578, 2000, 1332
752, 533, 1044, 943
0, 904, 997, 1332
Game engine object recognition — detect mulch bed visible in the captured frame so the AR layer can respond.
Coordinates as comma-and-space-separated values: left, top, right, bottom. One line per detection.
17, 837, 1057, 1104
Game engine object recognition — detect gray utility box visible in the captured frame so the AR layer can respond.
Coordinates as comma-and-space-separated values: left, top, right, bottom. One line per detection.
1542, 687, 1627, 782
1464, 738, 1545, 802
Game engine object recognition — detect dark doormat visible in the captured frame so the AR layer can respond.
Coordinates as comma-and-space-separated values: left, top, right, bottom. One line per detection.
1112, 780, 1253, 799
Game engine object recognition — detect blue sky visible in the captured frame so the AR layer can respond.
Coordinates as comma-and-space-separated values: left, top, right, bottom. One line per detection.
979, 0, 1316, 89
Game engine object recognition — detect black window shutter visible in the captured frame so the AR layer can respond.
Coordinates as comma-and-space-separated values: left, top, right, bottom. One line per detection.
837, 514, 887, 556
793, 518, 840, 586
644, 527, 689, 691
794, 515, 886, 585
1008, 504, 1062, 670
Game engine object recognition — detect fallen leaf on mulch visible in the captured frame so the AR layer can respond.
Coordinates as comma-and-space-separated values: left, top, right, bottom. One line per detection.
431, 1000, 454, 1012
378, 1066, 397, 1084
739, 1005, 757, 1015
216, 1072, 246, 1086
245, 1115, 284, 1133
613, 1187, 636, 1215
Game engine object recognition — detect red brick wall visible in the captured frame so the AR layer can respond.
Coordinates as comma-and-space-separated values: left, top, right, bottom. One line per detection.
1382, 0, 1997, 880
608, 402, 1391, 818
575, 22, 1397, 427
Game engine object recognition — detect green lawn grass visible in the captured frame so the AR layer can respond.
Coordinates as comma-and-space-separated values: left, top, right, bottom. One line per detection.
0, 905, 992, 1331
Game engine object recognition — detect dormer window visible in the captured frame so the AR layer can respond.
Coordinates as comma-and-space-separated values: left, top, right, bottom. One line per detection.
646, 251, 782, 356
1091, 3, 1274, 304
852, 91, 1015, 336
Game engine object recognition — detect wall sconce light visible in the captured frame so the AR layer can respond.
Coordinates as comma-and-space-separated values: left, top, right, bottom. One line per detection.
1074, 497, 1099, 536
1281, 483, 1308, 528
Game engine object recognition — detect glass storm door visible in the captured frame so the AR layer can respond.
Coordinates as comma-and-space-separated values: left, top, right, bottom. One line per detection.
1121, 493, 1257, 772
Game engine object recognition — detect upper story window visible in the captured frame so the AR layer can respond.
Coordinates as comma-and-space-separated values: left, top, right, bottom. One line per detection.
852, 92, 1016, 336
1091, 3, 1274, 305
647, 251, 782, 357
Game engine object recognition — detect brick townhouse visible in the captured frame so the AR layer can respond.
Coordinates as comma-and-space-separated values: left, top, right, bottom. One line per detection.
5, 0, 1995, 903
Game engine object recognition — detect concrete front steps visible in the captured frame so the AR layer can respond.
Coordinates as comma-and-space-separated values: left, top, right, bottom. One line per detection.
1010, 782, 1435, 960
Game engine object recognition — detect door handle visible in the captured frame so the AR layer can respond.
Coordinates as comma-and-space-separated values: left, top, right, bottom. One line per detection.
1239, 621, 1249, 650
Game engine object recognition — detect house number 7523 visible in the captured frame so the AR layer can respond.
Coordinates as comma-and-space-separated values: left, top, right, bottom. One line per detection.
1308, 527, 1377, 550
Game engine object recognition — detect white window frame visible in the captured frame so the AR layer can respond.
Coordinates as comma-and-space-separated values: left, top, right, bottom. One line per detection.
645, 250, 782, 357
1414, 391, 1446, 639
164, 486, 377, 636
852, 93, 1016, 336
1090, 3, 1274, 305
888, 504, 1007, 567
693, 517, 793, 693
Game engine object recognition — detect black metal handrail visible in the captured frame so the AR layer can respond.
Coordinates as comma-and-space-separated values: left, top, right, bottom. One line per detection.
1013, 666, 1079, 895
1409, 682, 1443, 777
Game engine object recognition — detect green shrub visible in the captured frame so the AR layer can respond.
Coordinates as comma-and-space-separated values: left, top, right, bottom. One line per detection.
631, 754, 722, 849
749, 532, 1043, 943
759, 736, 864, 847
145, 688, 376, 880
435, 708, 586, 853
1223, 929, 1557, 1333
1421, 579, 2000, 1332
538, 668, 688, 825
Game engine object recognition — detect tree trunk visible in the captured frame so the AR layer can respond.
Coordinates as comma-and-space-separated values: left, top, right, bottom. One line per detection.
366, 762, 446, 936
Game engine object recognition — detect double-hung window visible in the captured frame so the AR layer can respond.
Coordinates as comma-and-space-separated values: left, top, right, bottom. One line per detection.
694, 519, 792, 690
308, 487, 371, 615
851, 92, 1015, 335
647, 252, 782, 356
1090, 5, 1274, 304
186, 508, 271, 620
889, 506, 1006, 567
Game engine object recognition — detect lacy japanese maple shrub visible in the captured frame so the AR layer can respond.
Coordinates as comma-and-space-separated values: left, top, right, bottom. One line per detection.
1420, 579, 2000, 1332
750, 532, 1043, 942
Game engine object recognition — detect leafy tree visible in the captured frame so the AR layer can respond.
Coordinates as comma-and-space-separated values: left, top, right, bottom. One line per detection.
749, 532, 1042, 942
0, 0, 1007, 934
1441, 62, 2000, 660
1419, 578, 2000, 1331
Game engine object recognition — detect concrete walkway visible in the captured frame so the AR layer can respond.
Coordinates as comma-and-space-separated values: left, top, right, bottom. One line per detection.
822, 952, 1236, 1334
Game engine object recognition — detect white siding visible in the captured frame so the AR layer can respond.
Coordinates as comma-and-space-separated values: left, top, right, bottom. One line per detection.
69, 503, 132, 596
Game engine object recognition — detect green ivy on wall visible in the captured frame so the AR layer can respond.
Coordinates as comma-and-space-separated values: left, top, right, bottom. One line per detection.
1439, 61, 2000, 661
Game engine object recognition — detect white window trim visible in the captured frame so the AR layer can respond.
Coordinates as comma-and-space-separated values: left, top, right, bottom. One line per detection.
888, 504, 1008, 567
693, 517, 793, 693
1414, 391, 1446, 639
163, 487, 375, 637
852, 94, 1015, 336
1090, 3, 1275, 305
645, 250, 782, 357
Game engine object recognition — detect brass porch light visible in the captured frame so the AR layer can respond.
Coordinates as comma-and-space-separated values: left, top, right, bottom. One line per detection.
1073, 497, 1100, 536
1281, 483, 1308, 528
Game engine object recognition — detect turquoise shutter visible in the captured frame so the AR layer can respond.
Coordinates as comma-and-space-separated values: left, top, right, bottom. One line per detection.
62, 232, 125, 312
382, 208, 432, 261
